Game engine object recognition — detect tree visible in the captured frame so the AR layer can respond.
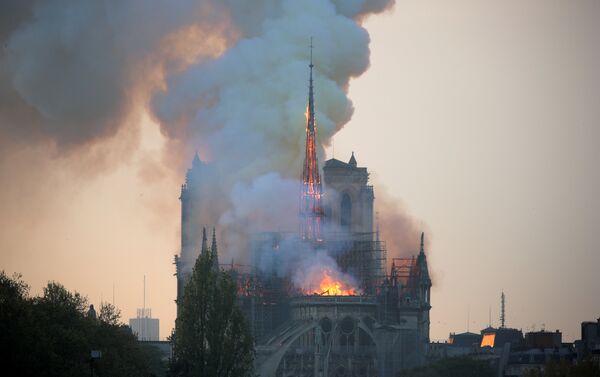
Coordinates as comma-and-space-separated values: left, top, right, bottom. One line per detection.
171, 250, 254, 377
0, 272, 33, 374
397, 357, 496, 377
523, 358, 600, 377
0, 271, 158, 377
99, 302, 122, 326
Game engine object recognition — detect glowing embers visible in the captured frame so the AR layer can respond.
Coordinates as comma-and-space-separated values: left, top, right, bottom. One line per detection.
304, 105, 309, 124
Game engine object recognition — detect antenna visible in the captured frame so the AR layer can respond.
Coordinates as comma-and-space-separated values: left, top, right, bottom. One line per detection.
467, 306, 470, 332
500, 290, 506, 328
143, 275, 146, 317
488, 305, 491, 328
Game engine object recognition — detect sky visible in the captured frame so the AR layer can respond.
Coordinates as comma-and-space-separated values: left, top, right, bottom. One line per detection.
1, 0, 599, 342
339, 0, 600, 340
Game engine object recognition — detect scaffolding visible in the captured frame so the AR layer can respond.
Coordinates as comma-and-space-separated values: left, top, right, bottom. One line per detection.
238, 231, 389, 342
390, 257, 419, 297
324, 231, 387, 295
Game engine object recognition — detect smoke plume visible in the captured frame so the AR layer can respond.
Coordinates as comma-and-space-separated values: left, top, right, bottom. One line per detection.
0, 0, 422, 294
376, 188, 428, 265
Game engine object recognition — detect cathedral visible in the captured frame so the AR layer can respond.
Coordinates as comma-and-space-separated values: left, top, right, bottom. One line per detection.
175, 52, 432, 377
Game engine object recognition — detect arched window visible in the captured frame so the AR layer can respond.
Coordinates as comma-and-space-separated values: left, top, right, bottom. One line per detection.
341, 193, 352, 228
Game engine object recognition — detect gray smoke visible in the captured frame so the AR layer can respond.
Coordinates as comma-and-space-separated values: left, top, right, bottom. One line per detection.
0, 0, 414, 284
0, 0, 234, 149
376, 188, 427, 265
0, 0, 392, 148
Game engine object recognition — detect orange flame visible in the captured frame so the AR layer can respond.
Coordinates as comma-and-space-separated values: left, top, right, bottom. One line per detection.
312, 271, 357, 296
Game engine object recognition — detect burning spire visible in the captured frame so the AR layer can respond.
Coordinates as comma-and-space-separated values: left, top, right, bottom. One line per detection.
300, 38, 324, 241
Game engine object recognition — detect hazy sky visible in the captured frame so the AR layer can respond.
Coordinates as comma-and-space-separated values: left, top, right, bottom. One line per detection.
340, 0, 600, 340
2, 0, 599, 342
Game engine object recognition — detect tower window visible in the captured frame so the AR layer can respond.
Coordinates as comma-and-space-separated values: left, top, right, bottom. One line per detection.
341, 193, 352, 228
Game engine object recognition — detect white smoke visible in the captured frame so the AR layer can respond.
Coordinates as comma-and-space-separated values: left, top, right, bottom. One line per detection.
219, 173, 300, 258
153, 2, 371, 172
248, 229, 361, 295
153, 0, 395, 271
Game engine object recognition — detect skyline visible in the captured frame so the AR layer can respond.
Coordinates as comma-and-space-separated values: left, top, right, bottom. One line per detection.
1, 0, 599, 343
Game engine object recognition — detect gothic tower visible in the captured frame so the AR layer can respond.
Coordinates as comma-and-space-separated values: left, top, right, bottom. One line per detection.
322, 152, 374, 234
175, 154, 220, 309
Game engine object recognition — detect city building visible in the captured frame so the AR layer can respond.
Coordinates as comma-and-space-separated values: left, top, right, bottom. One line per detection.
576, 317, 600, 363
480, 327, 523, 349
525, 330, 562, 349
129, 308, 159, 341
449, 332, 483, 348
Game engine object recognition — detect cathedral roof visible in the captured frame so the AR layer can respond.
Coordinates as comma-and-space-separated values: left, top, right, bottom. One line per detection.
323, 158, 351, 168
325, 153, 361, 169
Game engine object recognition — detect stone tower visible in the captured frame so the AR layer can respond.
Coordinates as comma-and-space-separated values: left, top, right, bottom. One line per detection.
322, 152, 374, 234
175, 154, 220, 308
